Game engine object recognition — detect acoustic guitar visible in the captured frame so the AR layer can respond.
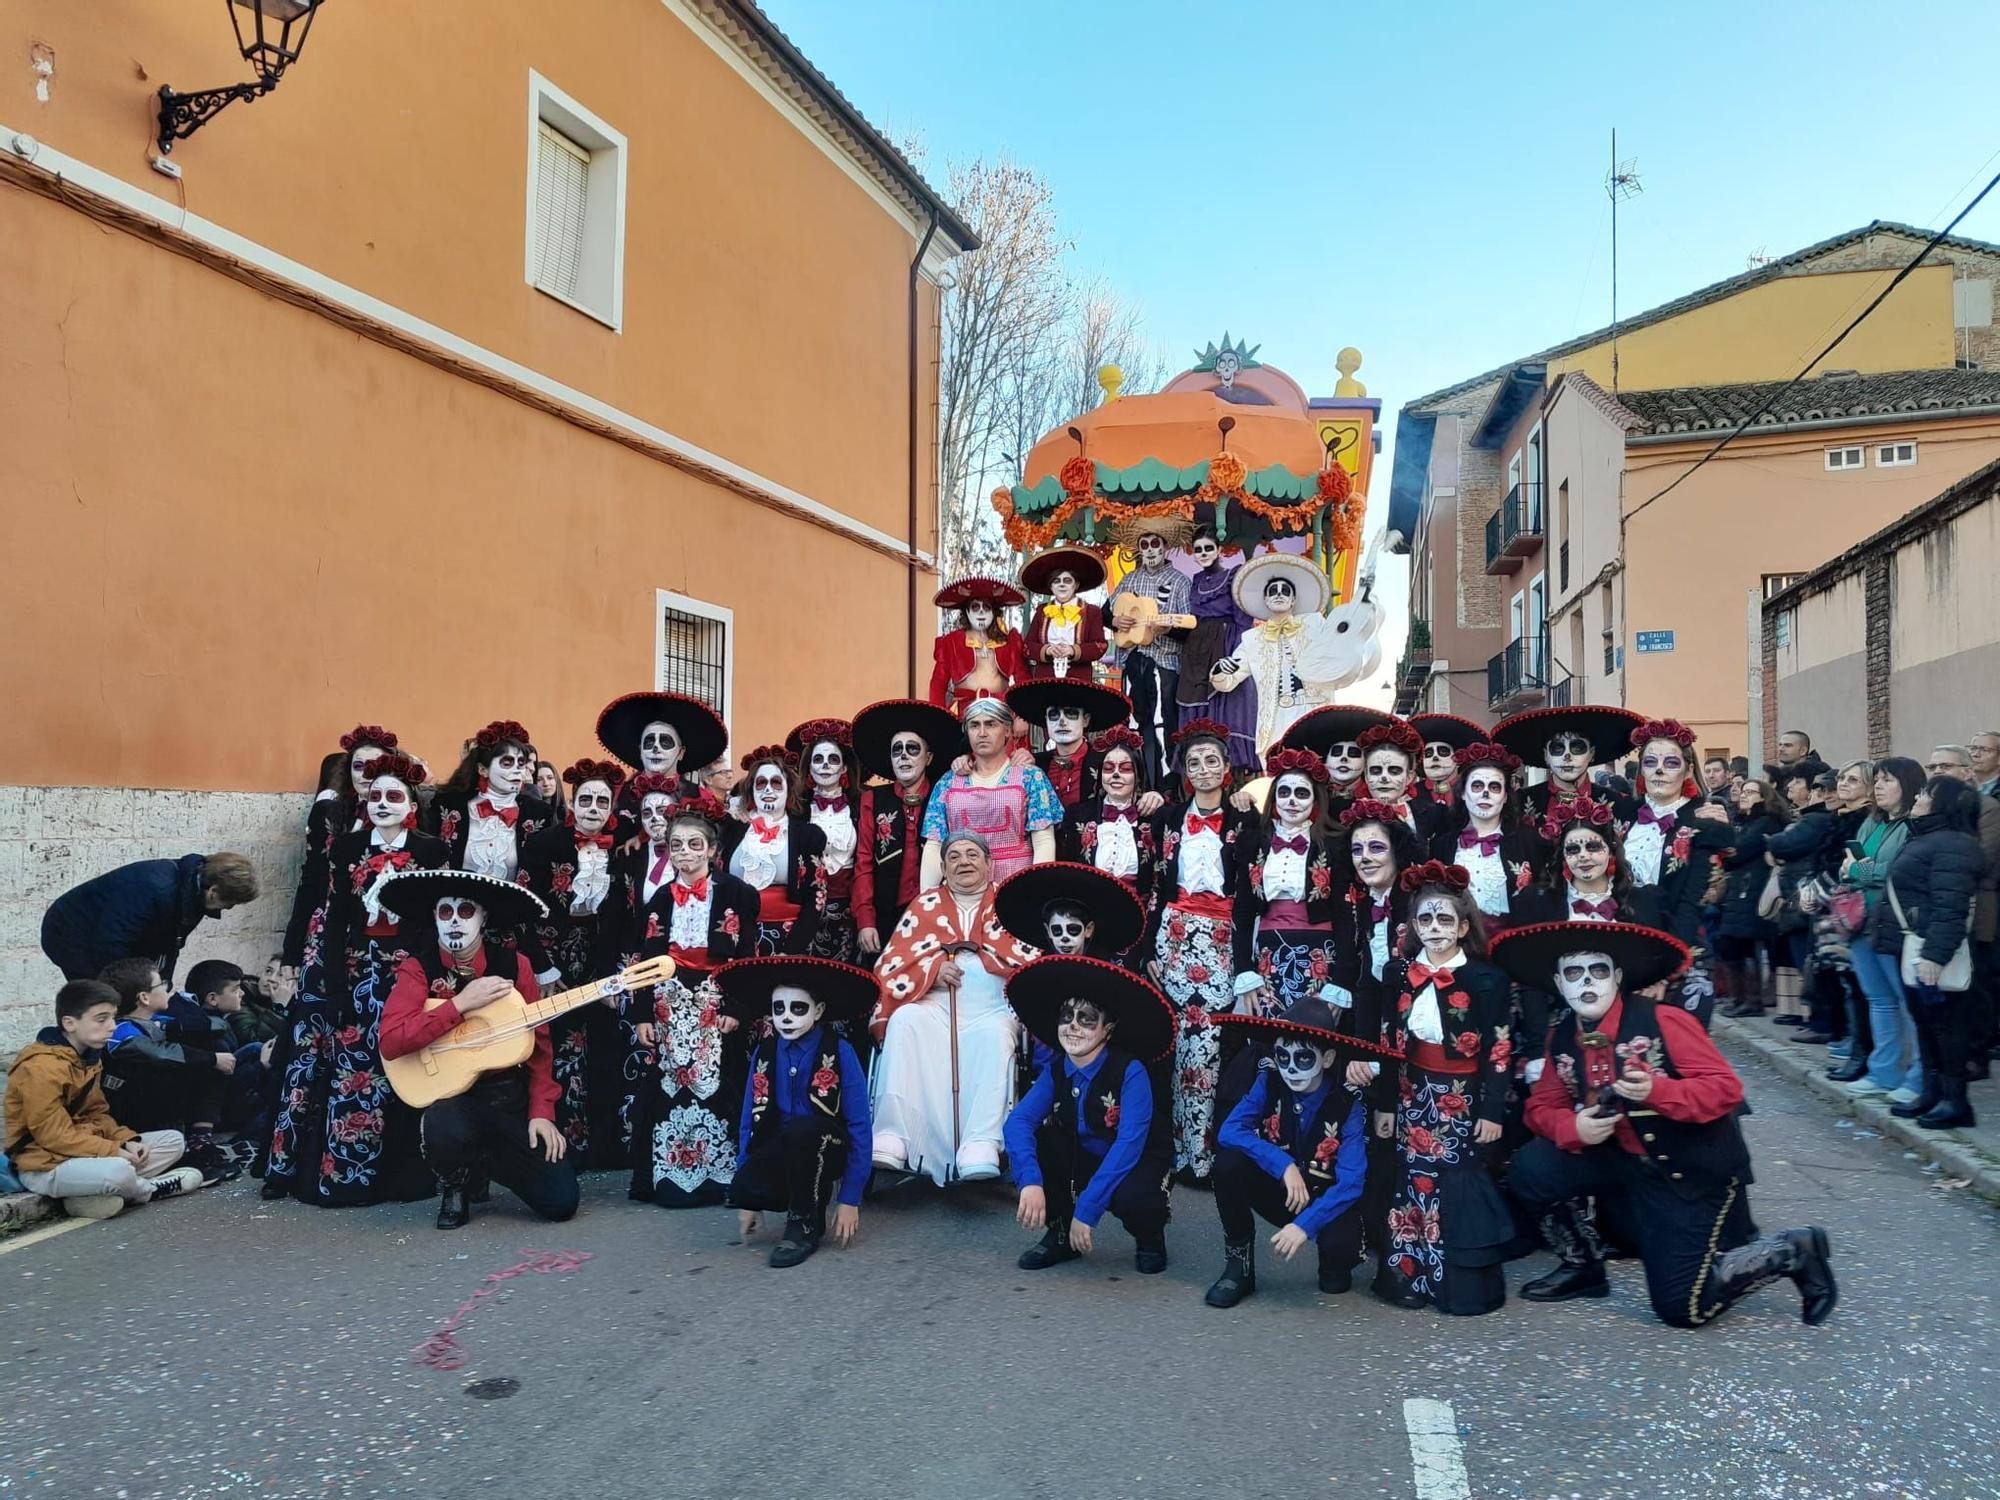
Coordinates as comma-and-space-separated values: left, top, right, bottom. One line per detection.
1111, 595, 1198, 649
385, 955, 677, 1108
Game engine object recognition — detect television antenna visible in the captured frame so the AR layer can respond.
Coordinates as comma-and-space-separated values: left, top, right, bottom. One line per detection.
1606, 129, 1643, 394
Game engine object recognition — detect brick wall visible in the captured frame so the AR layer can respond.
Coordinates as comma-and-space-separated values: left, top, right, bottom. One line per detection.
0, 786, 307, 1054
1864, 554, 1894, 759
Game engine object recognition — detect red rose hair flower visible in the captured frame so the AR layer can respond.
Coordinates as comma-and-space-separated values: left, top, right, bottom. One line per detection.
1358, 722, 1424, 759
1173, 718, 1231, 747
792, 718, 852, 749
360, 751, 426, 788
471, 720, 533, 752
1538, 798, 1615, 845
1398, 860, 1470, 894
563, 758, 628, 791
1630, 718, 1696, 751
1265, 747, 1331, 784
1094, 724, 1145, 758
1454, 741, 1522, 775
1338, 798, 1402, 829
740, 744, 800, 774
340, 724, 399, 753
629, 771, 680, 800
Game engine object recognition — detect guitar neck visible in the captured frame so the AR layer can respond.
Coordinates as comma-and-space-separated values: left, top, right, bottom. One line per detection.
509, 972, 634, 1029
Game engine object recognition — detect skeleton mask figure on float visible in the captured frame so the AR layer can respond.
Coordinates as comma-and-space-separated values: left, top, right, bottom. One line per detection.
966, 601, 996, 634
1412, 896, 1467, 958
1325, 739, 1364, 787
1042, 900, 1095, 957
436, 897, 486, 959
484, 744, 530, 798
889, 732, 931, 788
1264, 578, 1296, 618
1049, 570, 1078, 604
1270, 1037, 1335, 1094
1555, 951, 1620, 1022
364, 774, 412, 834
808, 741, 845, 793
639, 791, 673, 846
571, 780, 614, 836
770, 983, 825, 1043
1545, 733, 1592, 790
1045, 706, 1086, 751
751, 765, 788, 818
1639, 738, 1689, 803
639, 721, 681, 776
1464, 767, 1508, 826
1365, 748, 1414, 804
1272, 772, 1315, 829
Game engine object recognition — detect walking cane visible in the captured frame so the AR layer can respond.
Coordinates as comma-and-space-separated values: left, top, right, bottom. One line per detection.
947, 970, 963, 1172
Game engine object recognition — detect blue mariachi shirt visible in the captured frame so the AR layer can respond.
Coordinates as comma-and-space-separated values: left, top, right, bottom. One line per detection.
736, 1032, 873, 1207
1218, 1073, 1368, 1237
1002, 1050, 1153, 1228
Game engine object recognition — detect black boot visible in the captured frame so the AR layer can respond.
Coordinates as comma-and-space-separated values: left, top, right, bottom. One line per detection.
1918, 1077, 1976, 1130
768, 1216, 820, 1269
1890, 1071, 1940, 1119
1017, 1224, 1081, 1271
1133, 1231, 1168, 1276
1711, 1228, 1835, 1324
1826, 1055, 1868, 1083
1317, 1250, 1354, 1295
1788, 1227, 1838, 1325
435, 1176, 471, 1231
1523, 1206, 1609, 1302
1204, 1240, 1256, 1308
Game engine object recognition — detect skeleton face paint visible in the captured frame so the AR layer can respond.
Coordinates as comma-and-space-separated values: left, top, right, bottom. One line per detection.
808, 741, 845, 791
1555, 951, 1620, 1021
349, 745, 384, 796
1640, 738, 1688, 802
889, 733, 931, 787
1049, 571, 1078, 603
1325, 741, 1364, 786
1544, 733, 1592, 788
436, 897, 486, 960
1183, 741, 1228, 795
667, 821, 712, 878
1138, 536, 1167, 564
751, 766, 789, 817
1100, 749, 1138, 800
364, 776, 412, 833
571, 781, 614, 836
1365, 749, 1414, 803
1413, 897, 1466, 958
1273, 773, 1315, 829
484, 745, 530, 798
770, 985, 825, 1043
1045, 706, 1086, 749
639, 721, 681, 776
1464, 768, 1508, 826
1423, 742, 1457, 782
966, 602, 996, 632
1270, 1038, 1331, 1094
639, 792, 673, 845
1042, 902, 1094, 956
1263, 578, 1296, 617
1350, 821, 1394, 890
1562, 829, 1611, 886
1056, 998, 1112, 1060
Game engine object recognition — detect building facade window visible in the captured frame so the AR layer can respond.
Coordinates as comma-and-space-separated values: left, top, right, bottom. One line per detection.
655, 590, 733, 730
1824, 445, 1865, 471
1875, 441, 1917, 468
526, 71, 628, 330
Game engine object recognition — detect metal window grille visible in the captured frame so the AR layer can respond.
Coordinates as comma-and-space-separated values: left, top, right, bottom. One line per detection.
660, 605, 728, 717
531, 120, 590, 300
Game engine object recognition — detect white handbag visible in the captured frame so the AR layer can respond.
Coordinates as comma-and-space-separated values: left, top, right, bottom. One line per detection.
1886, 881, 1974, 992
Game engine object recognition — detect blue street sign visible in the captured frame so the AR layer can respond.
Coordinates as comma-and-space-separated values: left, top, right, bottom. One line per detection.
1635, 630, 1675, 654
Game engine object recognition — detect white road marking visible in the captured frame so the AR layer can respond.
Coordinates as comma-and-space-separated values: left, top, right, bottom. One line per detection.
0, 1215, 95, 1256
1404, 1397, 1472, 1500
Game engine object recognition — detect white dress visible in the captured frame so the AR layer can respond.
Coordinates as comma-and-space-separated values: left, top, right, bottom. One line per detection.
870, 895, 1020, 1185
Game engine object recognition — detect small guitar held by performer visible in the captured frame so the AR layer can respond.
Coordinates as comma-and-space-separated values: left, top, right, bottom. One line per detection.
385, 953, 676, 1108
1110, 595, 1198, 650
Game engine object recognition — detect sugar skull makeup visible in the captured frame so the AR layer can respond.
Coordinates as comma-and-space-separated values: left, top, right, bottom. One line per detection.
1365, 748, 1414, 803
1041, 900, 1095, 956
1555, 951, 1619, 1019
1544, 733, 1592, 787
1640, 738, 1689, 801
1183, 740, 1229, 794
1350, 821, 1395, 889
1413, 897, 1466, 955
1049, 570, 1078, 603
1100, 748, 1138, 800
1263, 577, 1296, 615
1273, 773, 1315, 827
571, 780, 614, 836
751, 765, 789, 817
1423, 742, 1457, 781
667, 818, 712, 877
1271, 1038, 1332, 1093
639, 721, 681, 776
808, 740, 845, 791
484, 744, 530, 798
1562, 830, 1611, 884
639, 791, 673, 844
770, 984, 825, 1042
436, 897, 486, 958
889, 733, 931, 787
364, 775, 411, 832
1191, 536, 1220, 564
1138, 535, 1167, 562
966, 601, 996, 632
1325, 740, 1364, 786
1464, 766, 1509, 825
1045, 706, 1086, 748
1057, 998, 1111, 1059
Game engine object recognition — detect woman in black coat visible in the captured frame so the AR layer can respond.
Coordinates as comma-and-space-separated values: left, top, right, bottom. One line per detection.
1716, 780, 1789, 1019
1765, 775, 1837, 1035
1879, 776, 1985, 1128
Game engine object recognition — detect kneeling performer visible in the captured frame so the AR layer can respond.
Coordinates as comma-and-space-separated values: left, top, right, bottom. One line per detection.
720, 957, 874, 1269
377, 869, 578, 1231
1491, 921, 1836, 1327
1003, 956, 1178, 1275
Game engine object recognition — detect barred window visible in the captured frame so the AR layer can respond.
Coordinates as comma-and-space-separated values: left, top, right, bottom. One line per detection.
657, 597, 730, 723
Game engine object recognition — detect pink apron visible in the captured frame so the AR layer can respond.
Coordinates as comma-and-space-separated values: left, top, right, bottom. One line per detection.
943, 776, 1033, 883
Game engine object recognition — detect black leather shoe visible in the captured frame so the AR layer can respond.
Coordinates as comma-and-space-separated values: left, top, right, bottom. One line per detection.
1785, 1227, 1837, 1326
1522, 1259, 1609, 1301
1204, 1243, 1255, 1308
1372, 1271, 1428, 1310
1793, 1029, 1834, 1045
435, 1187, 471, 1231
1133, 1234, 1168, 1275
1826, 1057, 1868, 1083
1017, 1227, 1082, 1271
1317, 1265, 1354, 1295
768, 1218, 819, 1268
259, 1179, 289, 1201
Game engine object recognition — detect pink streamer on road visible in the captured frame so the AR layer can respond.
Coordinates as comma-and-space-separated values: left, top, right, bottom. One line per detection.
411, 1248, 594, 1371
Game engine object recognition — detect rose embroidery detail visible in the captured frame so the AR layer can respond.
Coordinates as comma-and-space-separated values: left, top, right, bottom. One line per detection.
1512, 861, 1532, 894
551, 864, 574, 895
429, 979, 454, 999
1080, 823, 1098, 854
1453, 1030, 1481, 1058
876, 813, 895, 844
720, 909, 741, 940
811, 1066, 839, 1094
438, 810, 462, 845
1100, 1093, 1121, 1130
1262, 1110, 1283, 1142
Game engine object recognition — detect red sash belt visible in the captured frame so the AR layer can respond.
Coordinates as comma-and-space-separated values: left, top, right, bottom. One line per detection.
1170, 891, 1233, 922
757, 888, 801, 924
1259, 900, 1324, 933
1406, 1039, 1479, 1076
668, 945, 711, 974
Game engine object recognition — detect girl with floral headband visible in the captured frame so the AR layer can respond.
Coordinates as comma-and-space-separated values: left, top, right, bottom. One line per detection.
1363, 863, 1514, 1316
1357, 721, 1452, 846
431, 720, 554, 883
1430, 741, 1539, 926
1231, 748, 1344, 1013
719, 747, 828, 957
1057, 724, 1160, 897
1622, 718, 1735, 1027
282, 723, 404, 980
787, 718, 862, 966
265, 750, 449, 1208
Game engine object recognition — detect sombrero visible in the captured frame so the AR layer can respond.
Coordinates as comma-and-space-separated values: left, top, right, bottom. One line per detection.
992, 862, 1147, 957
784, 717, 854, 759
716, 956, 880, 1025
1489, 920, 1691, 995
1279, 703, 1397, 756
1006, 956, 1177, 1064
1006, 678, 1131, 734
1019, 544, 1107, 596
1490, 707, 1648, 769
1232, 552, 1331, 621
1409, 713, 1490, 753
934, 576, 1026, 611
1214, 995, 1405, 1065
378, 868, 550, 929
596, 692, 729, 772
1112, 514, 1196, 552
850, 699, 965, 783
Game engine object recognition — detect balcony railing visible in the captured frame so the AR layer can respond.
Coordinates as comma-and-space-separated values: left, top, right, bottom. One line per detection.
1392, 617, 1434, 715
1558, 540, 1570, 591
1486, 632, 1569, 710
1484, 482, 1545, 574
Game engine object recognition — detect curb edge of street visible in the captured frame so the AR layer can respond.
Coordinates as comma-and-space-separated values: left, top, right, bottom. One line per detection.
1713, 1016, 2000, 1207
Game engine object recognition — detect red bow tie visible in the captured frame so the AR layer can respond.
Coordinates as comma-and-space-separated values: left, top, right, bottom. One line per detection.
364, 849, 412, 877
1103, 804, 1138, 824
1271, 834, 1308, 855
751, 817, 785, 844
476, 799, 519, 827
1407, 963, 1457, 992
576, 831, 613, 851
813, 795, 847, 813
671, 878, 709, 905
1370, 899, 1391, 923
1186, 810, 1224, 836
1572, 896, 1618, 919
1458, 830, 1501, 856
1634, 804, 1677, 829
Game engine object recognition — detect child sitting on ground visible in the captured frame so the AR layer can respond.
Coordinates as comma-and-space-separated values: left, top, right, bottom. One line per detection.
99, 956, 237, 1181
180, 959, 280, 1144
3, 980, 204, 1219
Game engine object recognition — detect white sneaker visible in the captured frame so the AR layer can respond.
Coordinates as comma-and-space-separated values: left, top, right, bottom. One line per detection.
955, 1142, 1001, 1181
1885, 1087, 1921, 1106
871, 1134, 909, 1171
142, 1167, 207, 1201
63, 1194, 127, 1220
1843, 1078, 1887, 1097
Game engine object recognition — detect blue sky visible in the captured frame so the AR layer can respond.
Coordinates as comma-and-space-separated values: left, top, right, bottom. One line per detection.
766, 1, 2000, 687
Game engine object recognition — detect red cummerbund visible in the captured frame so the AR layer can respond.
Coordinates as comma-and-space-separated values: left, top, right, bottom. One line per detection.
1406, 1039, 1480, 1076
1170, 891, 1233, 922
1259, 900, 1323, 933
668, 945, 711, 975
757, 888, 801, 923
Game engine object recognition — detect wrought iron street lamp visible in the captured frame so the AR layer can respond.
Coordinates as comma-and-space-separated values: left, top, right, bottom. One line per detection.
156, 0, 325, 154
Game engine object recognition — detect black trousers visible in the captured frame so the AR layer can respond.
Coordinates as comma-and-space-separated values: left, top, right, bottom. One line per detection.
1121, 651, 1180, 785
1909, 986, 1971, 1080
1508, 1137, 1754, 1328
103, 1057, 228, 1132
1212, 1146, 1363, 1270
728, 1115, 847, 1234
420, 1074, 579, 1222
1035, 1124, 1170, 1239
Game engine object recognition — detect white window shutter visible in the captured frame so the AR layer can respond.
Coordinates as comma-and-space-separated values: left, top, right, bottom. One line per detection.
532, 121, 590, 300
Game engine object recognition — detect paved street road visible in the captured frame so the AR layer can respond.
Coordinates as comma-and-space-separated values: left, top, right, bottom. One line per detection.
4, 1042, 1996, 1500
